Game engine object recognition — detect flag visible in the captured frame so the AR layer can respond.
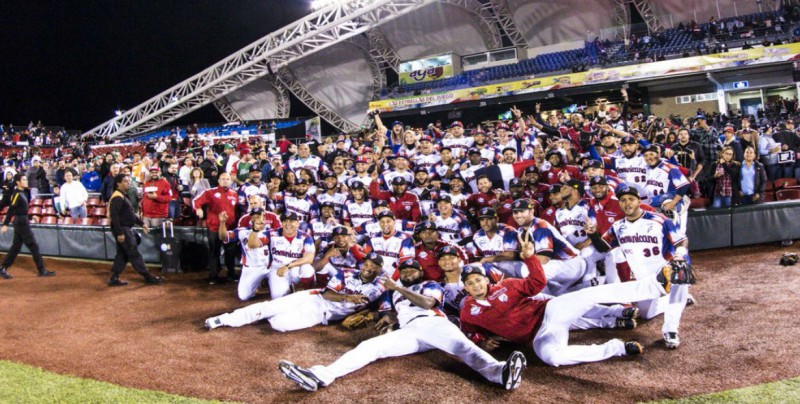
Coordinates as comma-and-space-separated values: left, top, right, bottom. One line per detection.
472, 160, 537, 192
305, 116, 321, 142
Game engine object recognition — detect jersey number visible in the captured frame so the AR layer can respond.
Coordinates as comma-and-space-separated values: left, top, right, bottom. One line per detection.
573, 230, 587, 238
642, 246, 660, 257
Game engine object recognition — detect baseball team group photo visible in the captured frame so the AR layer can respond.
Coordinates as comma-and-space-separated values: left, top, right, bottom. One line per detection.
3, 1, 800, 403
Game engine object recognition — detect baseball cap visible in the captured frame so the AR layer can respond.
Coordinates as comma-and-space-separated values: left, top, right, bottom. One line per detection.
149, 166, 160, 172
478, 207, 497, 218
355, 157, 370, 164
415, 221, 437, 233
398, 259, 421, 271
585, 160, 604, 170
419, 135, 433, 143
620, 135, 637, 145
461, 263, 487, 282
545, 150, 561, 160
512, 199, 533, 211
524, 166, 539, 174
548, 184, 563, 194
695, 113, 706, 120
449, 175, 465, 183
467, 148, 481, 156
331, 226, 349, 237
364, 252, 384, 267
320, 201, 335, 210
608, 106, 619, 112
450, 121, 464, 128
391, 177, 408, 186
392, 154, 409, 161
723, 125, 735, 133
496, 123, 510, 130
414, 166, 428, 174
349, 181, 365, 190
436, 245, 460, 259
589, 176, 608, 186
373, 200, 389, 208
564, 179, 584, 194
615, 184, 640, 199
249, 165, 261, 173
249, 208, 265, 216
295, 177, 309, 185
376, 210, 395, 220
391, 121, 404, 128
437, 194, 452, 204
643, 145, 661, 155
509, 178, 523, 188
321, 171, 337, 180
502, 146, 517, 154
282, 212, 300, 221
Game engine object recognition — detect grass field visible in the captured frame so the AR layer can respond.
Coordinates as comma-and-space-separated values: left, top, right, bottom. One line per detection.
0, 360, 237, 404
2, 358, 798, 404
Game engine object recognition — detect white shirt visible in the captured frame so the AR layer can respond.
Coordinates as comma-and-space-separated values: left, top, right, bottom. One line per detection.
59, 181, 89, 210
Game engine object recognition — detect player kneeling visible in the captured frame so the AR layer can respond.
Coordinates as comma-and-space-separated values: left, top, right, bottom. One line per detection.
278, 258, 527, 392
459, 231, 663, 367
204, 253, 385, 332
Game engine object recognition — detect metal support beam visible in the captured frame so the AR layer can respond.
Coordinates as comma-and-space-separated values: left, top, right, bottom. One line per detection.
488, 0, 528, 48
631, 0, 664, 33
213, 98, 243, 123
83, 0, 436, 139
442, 0, 502, 49
277, 67, 359, 133
367, 28, 401, 72
611, 0, 630, 40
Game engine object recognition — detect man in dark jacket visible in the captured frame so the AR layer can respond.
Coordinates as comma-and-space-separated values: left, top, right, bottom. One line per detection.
772, 120, 800, 179
25, 157, 48, 199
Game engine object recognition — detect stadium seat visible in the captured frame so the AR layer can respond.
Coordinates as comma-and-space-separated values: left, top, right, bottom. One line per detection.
43, 207, 57, 216
87, 197, 101, 207
1, 207, 8, 215
30, 198, 43, 207
60, 217, 74, 225
763, 191, 776, 202
765, 180, 775, 192
776, 189, 800, 201
90, 207, 106, 217
95, 218, 110, 226
42, 199, 54, 207
30, 216, 40, 224
77, 218, 95, 226
689, 197, 710, 209
28, 207, 42, 216
40, 216, 57, 225
775, 178, 798, 189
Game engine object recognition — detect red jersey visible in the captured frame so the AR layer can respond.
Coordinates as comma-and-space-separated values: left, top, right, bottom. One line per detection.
465, 191, 500, 216
460, 256, 548, 345
523, 183, 551, 208
542, 165, 584, 185
414, 241, 467, 282
369, 181, 421, 222
540, 203, 561, 226
141, 178, 173, 218
191, 186, 237, 232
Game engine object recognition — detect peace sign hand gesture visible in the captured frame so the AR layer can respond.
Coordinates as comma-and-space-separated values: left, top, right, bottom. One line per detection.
518, 230, 536, 260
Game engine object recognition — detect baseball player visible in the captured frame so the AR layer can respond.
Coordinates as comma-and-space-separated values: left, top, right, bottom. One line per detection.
287, 143, 328, 181
413, 221, 467, 282
342, 181, 373, 230
460, 231, 656, 368
237, 193, 281, 230
350, 210, 415, 279
438, 247, 503, 316
312, 226, 360, 284
587, 186, 692, 348
316, 172, 347, 217
556, 179, 612, 287
611, 135, 649, 203
430, 195, 472, 244
510, 199, 586, 295
467, 207, 524, 278
353, 200, 415, 242
278, 258, 527, 392
218, 208, 270, 301
369, 175, 420, 222
309, 201, 339, 253
205, 252, 385, 332
410, 135, 442, 173
237, 165, 268, 212
267, 212, 316, 299
283, 178, 319, 230
642, 145, 691, 234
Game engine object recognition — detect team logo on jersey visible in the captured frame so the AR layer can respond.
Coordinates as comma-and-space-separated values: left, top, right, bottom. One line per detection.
608, 217, 614, 223
470, 305, 481, 316
478, 198, 485, 203
405, 206, 411, 211
503, 203, 511, 209
214, 192, 221, 198
419, 251, 428, 259
498, 294, 508, 302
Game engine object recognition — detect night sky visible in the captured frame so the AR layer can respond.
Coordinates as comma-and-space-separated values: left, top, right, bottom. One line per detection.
1, 1, 313, 131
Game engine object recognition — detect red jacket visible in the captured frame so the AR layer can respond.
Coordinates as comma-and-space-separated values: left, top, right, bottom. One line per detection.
465, 191, 500, 217
543, 165, 584, 185
415, 241, 467, 282
141, 178, 173, 218
238, 211, 281, 230
369, 181, 421, 222
192, 186, 237, 232
588, 191, 656, 236
460, 256, 548, 345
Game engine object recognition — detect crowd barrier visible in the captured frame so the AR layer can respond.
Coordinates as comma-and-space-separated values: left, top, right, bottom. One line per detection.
2, 201, 799, 263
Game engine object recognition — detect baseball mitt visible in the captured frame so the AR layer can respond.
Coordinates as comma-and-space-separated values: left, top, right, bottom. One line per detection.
669, 260, 697, 285
780, 252, 799, 266
342, 311, 378, 330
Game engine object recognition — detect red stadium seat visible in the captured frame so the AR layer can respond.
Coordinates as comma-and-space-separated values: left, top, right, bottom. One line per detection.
90, 207, 106, 217
40, 216, 57, 225
776, 189, 800, 201
28, 207, 42, 216
77, 218, 95, 226
42, 199, 54, 207
765, 180, 775, 192
61, 217, 74, 225
763, 191, 776, 202
30, 216, 41, 224
775, 178, 798, 189
43, 207, 58, 216
689, 197, 710, 209
30, 198, 43, 207
95, 218, 110, 226
1, 207, 8, 215
87, 197, 101, 207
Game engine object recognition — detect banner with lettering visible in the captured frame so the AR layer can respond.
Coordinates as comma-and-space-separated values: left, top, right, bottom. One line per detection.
399, 64, 455, 85
371, 43, 800, 113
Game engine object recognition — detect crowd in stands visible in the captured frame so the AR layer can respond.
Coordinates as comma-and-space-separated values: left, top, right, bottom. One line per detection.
387, 8, 800, 97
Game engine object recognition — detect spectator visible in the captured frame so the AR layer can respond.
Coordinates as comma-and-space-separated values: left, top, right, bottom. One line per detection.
100, 164, 120, 202
55, 159, 68, 187
192, 172, 238, 284
59, 169, 89, 219
671, 128, 705, 182
710, 146, 740, 208
772, 120, 800, 179
758, 125, 782, 180
141, 166, 172, 228
81, 164, 102, 192
188, 167, 211, 201
690, 114, 721, 197
26, 157, 47, 200
738, 147, 768, 205
163, 163, 182, 219
721, 125, 744, 162
120, 166, 140, 214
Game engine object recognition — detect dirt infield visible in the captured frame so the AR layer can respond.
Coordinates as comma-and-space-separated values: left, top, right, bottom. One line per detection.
1, 244, 799, 403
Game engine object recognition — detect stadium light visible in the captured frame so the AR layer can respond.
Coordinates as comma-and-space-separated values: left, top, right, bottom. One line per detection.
114, 109, 124, 116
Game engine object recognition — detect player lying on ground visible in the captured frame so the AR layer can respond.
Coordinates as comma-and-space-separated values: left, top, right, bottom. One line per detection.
278, 258, 527, 392
204, 252, 385, 332
460, 231, 674, 367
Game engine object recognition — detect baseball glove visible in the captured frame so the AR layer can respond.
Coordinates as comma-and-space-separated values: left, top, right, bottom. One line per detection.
780, 252, 799, 266
342, 311, 378, 330
669, 260, 697, 285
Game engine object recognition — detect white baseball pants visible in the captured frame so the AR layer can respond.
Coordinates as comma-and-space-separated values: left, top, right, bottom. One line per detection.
540, 256, 586, 296
308, 316, 506, 386
237, 265, 269, 301
268, 264, 315, 299
216, 290, 329, 332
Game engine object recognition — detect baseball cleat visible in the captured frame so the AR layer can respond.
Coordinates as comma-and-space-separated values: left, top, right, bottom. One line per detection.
663, 332, 680, 349
501, 351, 526, 390
279, 360, 322, 392
38, 269, 55, 277
624, 341, 643, 356
0, 267, 13, 280
615, 317, 637, 330
108, 279, 129, 287
204, 317, 223, 330
687, 294, 697, 306
621, 306, 639, 319
145, 275, 164, 285
657, 265, 672, 294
